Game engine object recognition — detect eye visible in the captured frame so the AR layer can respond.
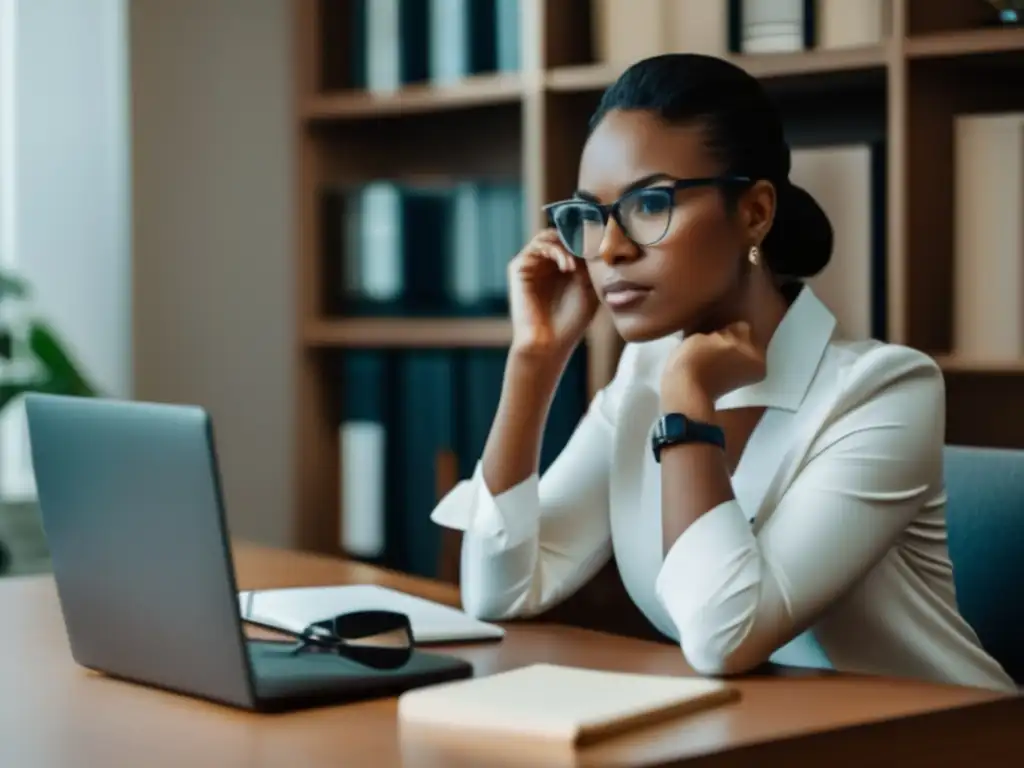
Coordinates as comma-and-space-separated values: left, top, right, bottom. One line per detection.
633, 189, 672, 216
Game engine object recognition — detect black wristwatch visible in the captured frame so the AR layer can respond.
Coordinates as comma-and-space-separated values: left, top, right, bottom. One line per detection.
650, 413, 725, 463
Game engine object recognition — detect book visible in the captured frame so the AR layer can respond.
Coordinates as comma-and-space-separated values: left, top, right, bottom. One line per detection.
953, 112, 1024, 360
791, 142, 887, 341
238, 584, 505, 644
665, 0, 729, 57
397, 663, 740, 746
734, 0, 812, 53
815, 0, 890, 49
428, 0, 497, 84
591, 0, 668, 66
328, 179, 519, 318
338, 350, 399, 561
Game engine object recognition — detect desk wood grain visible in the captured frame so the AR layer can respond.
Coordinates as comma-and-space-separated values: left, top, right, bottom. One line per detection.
0, 543, 1018, 767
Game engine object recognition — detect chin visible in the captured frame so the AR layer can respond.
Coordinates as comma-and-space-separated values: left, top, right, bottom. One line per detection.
610, 312, 682, 344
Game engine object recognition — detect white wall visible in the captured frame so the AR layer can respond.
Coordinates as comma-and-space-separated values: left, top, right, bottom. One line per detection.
0, 0, 132, 498
130, 0, 296, 546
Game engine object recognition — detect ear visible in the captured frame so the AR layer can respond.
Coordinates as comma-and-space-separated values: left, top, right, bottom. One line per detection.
737, 180, 776, 246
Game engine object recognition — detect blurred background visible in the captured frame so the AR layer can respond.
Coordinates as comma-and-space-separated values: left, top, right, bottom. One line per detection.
0, 0, 1022, 582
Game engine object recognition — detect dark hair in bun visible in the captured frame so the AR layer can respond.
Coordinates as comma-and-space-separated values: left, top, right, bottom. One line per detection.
589, 53, 833, 279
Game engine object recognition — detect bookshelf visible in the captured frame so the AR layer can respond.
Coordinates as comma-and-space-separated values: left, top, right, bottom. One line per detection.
291, 0, 1024, 570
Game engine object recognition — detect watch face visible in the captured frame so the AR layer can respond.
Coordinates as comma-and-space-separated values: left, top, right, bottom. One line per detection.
664, 413, 686, 439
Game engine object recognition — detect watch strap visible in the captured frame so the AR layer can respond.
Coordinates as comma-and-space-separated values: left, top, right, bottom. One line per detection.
651, 413, 725, 463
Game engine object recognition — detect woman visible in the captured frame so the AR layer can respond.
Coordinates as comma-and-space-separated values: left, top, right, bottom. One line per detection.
431, 53, 1015, 691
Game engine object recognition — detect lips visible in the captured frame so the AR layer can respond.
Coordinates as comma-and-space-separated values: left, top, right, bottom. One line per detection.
602, 279, 651, 310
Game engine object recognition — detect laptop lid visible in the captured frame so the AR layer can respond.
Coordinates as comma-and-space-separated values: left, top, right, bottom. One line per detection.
24, 394, 257, 710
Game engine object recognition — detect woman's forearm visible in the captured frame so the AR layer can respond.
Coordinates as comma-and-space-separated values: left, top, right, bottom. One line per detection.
481, 347, 567, 495
659, 383, 734, 554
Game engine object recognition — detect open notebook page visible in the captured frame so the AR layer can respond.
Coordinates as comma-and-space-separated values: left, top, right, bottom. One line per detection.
238, 584, 505, 644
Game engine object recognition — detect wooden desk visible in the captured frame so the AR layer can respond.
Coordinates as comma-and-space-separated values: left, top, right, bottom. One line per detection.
0, 544, 1019, 767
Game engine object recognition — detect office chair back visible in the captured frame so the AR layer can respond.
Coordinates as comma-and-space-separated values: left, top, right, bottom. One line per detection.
944, 445, 1024, 684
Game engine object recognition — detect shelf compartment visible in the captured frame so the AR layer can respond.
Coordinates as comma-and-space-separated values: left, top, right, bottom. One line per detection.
304, 318, 513, 348
310, 101, 522, 181
304, 104, 523, 322
541, 70, 886, 188
945, 370, 1024, 448
900, 54, 1024, 353
544, 0, 595, 69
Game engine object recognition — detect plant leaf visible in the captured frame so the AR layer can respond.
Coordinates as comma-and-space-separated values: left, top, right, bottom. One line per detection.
27, 321, 101, 398
0, 318, 101, 417
0, 270, 30, 300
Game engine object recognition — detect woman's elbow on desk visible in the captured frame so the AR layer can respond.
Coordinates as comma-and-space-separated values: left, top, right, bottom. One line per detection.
656, 528, 777, 677
458, 572, 545, 624
670, 580, 772, 676
458, 588, 514, 623
456, 533, 543, 622
678, 620, 771, 677
457, 565, 520, 622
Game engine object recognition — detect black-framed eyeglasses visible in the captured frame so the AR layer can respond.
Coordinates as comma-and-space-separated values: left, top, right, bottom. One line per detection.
248, 609, 415, 671
543, 176, 752, 261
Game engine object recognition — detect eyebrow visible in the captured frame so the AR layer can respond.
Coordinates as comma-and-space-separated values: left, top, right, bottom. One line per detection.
574, 172, 676, 203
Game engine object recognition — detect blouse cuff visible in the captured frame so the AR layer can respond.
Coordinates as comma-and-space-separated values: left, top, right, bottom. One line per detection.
429, 461, 541, 552
654, 499, 757, 617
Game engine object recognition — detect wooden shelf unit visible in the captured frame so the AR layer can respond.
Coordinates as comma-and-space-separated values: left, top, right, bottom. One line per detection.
291, 0, 1024, 557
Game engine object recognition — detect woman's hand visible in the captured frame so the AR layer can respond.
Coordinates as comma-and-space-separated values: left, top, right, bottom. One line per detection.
660, 322, 767, 414
508, 229, 600, 359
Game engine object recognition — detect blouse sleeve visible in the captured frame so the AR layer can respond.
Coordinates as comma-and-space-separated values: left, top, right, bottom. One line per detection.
431, 345, 639, 621
654, 345, 946, 676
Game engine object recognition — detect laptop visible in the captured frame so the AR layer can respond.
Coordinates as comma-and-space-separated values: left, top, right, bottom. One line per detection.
24, 393, 473, 712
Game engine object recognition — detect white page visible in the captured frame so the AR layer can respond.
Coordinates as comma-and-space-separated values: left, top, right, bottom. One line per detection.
238, 584, 505, 644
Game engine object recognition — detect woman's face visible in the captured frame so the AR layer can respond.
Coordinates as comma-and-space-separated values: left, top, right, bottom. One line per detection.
573, 109, 774, 342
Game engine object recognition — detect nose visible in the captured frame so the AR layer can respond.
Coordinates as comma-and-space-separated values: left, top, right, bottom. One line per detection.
596, 216, 641, 266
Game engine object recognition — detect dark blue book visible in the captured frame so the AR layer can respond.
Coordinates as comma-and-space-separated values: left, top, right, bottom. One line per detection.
429, 0, 499, 83
338, 350, 401, 564
350, 0, 430, 91
395, 350, 455, 578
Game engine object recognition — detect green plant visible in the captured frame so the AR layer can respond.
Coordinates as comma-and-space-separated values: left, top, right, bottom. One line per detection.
0, 268, 100, 415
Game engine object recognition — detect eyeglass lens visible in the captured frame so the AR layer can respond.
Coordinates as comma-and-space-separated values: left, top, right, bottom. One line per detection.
552, 187, 674, 260
289, 610, 415, 669
331, 610, 410, 641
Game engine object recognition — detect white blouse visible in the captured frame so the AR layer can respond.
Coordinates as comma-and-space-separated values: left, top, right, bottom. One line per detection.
431, 286, 1016, 692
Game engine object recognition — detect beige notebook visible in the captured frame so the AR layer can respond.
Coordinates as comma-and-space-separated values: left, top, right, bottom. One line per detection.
397, 663, 739, 747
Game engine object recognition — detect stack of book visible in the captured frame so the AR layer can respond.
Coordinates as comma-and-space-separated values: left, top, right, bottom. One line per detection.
337, 345, 589, 578
592, 0, 890, 64
322, 179, 522, 318
349, 0, 521, 92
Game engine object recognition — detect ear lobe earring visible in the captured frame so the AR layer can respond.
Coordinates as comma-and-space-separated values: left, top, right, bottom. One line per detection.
748, 245, 761, 266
